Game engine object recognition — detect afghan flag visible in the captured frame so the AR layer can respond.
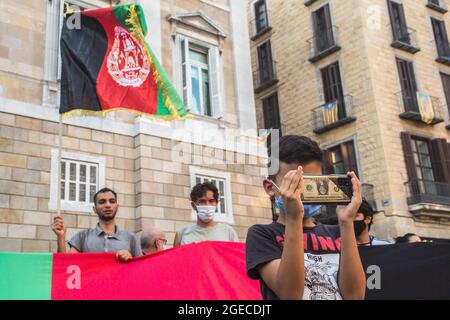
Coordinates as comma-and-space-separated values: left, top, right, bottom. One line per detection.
60, 4, 187, 120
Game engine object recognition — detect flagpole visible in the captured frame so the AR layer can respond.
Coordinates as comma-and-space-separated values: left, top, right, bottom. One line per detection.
56, 113, 63, 217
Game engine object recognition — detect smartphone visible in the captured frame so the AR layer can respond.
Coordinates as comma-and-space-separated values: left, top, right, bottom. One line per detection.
301, 174, 353, 205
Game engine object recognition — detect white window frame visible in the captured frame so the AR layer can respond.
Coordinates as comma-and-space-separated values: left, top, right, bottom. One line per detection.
174, 34, 224, 119
189, 166, 234, 224
251, 0, 270, 36
49, 149, 106, 213
189, 45, 211, 116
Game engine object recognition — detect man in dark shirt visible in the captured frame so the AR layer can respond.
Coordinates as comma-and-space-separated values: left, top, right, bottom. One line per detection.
246, 135, 366, 300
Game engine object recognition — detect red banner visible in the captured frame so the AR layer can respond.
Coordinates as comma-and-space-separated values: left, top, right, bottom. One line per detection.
51, 241, 261, 300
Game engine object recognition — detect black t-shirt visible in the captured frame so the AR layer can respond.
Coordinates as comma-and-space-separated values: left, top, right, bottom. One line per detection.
246, 221, 342, 300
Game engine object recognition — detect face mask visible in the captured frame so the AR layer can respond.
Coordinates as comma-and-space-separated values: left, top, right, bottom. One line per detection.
196, 205, 216, 223
275, 196, 322, 218
354, 220, 367, 237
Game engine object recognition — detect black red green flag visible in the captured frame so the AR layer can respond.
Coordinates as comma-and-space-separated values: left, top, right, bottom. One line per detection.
60, 4, 187, 119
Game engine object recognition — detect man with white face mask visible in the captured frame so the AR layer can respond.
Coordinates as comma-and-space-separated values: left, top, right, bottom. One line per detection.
173, 182, 239, 246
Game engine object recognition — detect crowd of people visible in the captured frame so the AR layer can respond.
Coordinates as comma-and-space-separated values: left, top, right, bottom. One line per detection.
51, 182, 239, 262
51, 134, 424, 299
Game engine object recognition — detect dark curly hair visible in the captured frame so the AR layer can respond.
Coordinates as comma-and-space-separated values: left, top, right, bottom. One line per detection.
190, 182, 219, 203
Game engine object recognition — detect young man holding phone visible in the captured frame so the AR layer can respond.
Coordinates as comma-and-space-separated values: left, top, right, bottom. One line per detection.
245, 135, 366, 300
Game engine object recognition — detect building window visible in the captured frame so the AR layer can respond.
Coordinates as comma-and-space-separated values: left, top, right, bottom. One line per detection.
387, 1, 410, 44
324, 140, 359, 175
255, 40, 276, 90
253, 0, 269, 35
312, 4, 335, 54
321, 62, 346, 119
189, 167, 234, 224
262, 92, 282, 134
411, 138, 436, 184
441, 73, 450, 112
401, 132, 450, 206
396, 58, 418, 112
49, 149, 106, 213
188, 45, 211, 116
431, 18, 450, 61
177, 36, 223, 118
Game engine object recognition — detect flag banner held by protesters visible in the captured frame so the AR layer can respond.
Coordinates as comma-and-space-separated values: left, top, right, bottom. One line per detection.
60, 4, 187, 120
0, 242, 449, 300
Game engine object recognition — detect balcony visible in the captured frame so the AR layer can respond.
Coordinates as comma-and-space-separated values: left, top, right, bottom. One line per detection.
389, 26, 421, 53
396, 91, 444, 125
307, 26, 341, 63
426, 0, 448, 14
406, 180, 450, 205
313, 95, 356, 134
250, 10, 272, 41
253, 60, 278, 94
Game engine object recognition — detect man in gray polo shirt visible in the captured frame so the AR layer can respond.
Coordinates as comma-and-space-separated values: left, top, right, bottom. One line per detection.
52, 188, 142, 262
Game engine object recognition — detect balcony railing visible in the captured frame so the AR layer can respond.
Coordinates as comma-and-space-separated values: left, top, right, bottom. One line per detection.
426, 0, 448, 13
404, 179, 450, 206
307, 26, 341, 63
396, 91, 444, 125
389, 25, 420, 53
313, 95, 356, 134
250, 10, 272, 40
253, 60, 278, 93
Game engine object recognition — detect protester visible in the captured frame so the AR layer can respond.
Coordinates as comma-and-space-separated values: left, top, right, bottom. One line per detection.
246, 135, 366, 300
173, 182, 239, 246
51, 187, 142, 262
141, 226, 167, 254
354, 199, 392, 246
395, 233, 422, 243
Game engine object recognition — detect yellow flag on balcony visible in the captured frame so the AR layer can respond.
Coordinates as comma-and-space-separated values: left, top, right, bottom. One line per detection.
323, 100, 339, 126
416, 92, 434, 124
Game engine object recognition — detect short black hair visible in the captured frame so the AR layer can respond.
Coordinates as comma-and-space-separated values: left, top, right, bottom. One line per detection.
395, 233, 419, 244
358, 199, 374, 231
93, 187, 117, 205
269, 135, 323, 181
190, 182, 219, 203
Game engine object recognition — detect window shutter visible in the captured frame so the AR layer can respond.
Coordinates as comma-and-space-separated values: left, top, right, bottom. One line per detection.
323, 149, 334, 174
344, 141, 358, 175
57, 0, 66, 81
173, 35, 183, 97
400, 132, 417, 181
441, 73, 450, 115
263, 93, 281, 132
181, 37, 192, 110
396, 58, 418, 112
323, 4, 334, 47
387, 1, 399, 40
208, 46, 223, 119
312, 8, 319, 51
387, 1, 408, 42
430, 139, 450, 183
